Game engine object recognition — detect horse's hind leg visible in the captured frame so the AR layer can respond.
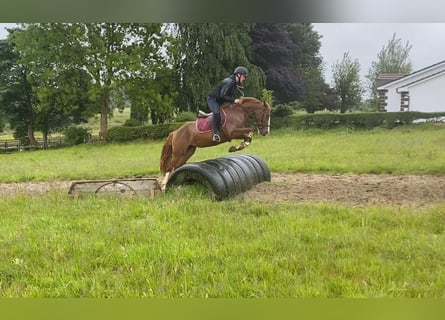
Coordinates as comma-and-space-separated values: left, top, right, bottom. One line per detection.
175, 145, 196, 168
166, 145, 197, 179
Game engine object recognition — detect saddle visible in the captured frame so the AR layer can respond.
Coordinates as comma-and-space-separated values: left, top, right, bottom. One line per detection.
195, 109, 227, 133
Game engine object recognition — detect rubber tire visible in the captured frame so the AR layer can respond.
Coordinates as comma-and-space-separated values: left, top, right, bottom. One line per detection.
241, 154, 271, 182
220, 155, 257, 190
166, 162, 228, 200
166, 155, 271, 200
234, 154, 266, 183
205, 159, 242, 196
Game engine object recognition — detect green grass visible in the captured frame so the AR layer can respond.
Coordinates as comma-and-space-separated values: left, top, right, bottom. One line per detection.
258, 125, 445, 174
0, 108, 131, 140
1, 124, 444, 297
0, 124, 444, 182
0, 141, 162, 182
0, 190, 444, 298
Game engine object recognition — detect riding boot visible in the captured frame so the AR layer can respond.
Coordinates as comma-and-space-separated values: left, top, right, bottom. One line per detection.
212, 112, 221, 142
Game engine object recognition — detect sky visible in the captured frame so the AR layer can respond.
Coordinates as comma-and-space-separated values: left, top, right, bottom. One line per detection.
1, 23, 445, 87
312, 23, 445, 86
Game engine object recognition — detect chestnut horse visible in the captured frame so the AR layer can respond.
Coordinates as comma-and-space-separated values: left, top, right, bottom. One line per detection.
160, 97, 271, 186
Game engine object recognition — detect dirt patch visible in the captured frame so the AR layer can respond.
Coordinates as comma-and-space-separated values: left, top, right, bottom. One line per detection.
239, 173, 445, 208
0, 181, 72, 198
1, 174, 444, 207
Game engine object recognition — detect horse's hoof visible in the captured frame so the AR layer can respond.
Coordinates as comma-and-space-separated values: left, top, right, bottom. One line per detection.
228, 146, 237, 152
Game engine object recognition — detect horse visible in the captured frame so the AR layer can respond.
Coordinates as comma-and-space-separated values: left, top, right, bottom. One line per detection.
160, 96, 271, 186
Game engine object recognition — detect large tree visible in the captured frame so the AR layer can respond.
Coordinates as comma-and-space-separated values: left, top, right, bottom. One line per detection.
249, 23, 303, 105
7, 24, 96, 145
0, 37, 38, 145
286, 23, 326, 113
173, 23, 264, 113
332, 52, 363, 113
125, 65, 177, 125
79, 23, 169, 136
366, 33, 412, 110
12, 23, 170, 139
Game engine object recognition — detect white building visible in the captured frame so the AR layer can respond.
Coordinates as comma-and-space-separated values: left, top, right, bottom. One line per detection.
377, 60, 445, 112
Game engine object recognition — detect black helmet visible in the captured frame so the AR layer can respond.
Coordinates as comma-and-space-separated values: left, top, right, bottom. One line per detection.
234, 66, 248, 76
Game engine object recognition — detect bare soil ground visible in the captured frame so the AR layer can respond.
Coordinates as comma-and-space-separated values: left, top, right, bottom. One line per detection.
0, 173, 444, 207
241, 173, 445, 208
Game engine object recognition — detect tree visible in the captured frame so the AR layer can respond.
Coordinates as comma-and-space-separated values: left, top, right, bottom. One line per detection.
125, 48, 178, 125
332, 52, 363, 113
8, 24, 96, 146
12, 23, 170, 139
35, 68, 96, 146
249, 23, 303, 105
0, 37, 38, 145
173, 23, 264, 113
366, 33, 412, 110
79, 23, 169, 137
285, 23, 327, 113
286, 23, 323, 70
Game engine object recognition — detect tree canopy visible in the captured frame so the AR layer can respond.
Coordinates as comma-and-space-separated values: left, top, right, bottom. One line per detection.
332, 52, 363, 113
172, 23, 264, 113
0, 22, 338, 143
10, 23, 171, 139
366, 33, 413, 110
250, 23, 304, 105
0, 36, 38, 144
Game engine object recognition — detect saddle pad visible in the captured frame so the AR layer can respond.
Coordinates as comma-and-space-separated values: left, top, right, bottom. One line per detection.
195, 109, 227, 133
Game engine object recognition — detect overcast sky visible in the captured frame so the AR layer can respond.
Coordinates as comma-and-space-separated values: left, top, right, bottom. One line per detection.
312, 23, 445, 85
2, 23, 445, 86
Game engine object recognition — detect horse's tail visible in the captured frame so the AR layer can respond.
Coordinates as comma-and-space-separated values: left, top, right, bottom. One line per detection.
160, 132, 174, 175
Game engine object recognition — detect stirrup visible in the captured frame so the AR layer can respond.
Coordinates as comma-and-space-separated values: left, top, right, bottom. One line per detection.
212, 133, 221, 142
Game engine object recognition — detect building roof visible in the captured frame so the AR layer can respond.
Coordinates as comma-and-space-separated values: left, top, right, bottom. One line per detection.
375, 73, 407, 88
377, 60, 445, 90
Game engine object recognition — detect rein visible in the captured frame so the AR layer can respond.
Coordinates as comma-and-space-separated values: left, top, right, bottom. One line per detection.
249, 103, 270, 130
235, 98, 270, 130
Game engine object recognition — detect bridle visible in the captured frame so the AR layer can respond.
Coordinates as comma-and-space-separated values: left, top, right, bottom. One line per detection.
253, 102, 270, 131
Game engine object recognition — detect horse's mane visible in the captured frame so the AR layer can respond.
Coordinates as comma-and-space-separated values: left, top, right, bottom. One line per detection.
239, 97, 261, 104
222, 96, 267, 111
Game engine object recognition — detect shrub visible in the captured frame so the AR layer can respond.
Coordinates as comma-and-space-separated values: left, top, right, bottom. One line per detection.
175, 111, 197, 122
107, 122, 184, 142
271, 104, 293, 117
64, 126, 91, 145
123, 118, 141, 127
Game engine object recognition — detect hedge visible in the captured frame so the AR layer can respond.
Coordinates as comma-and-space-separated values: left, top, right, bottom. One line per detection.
106, 112, 445, 142
271, 111, 445, 130
107, 122, 184, 142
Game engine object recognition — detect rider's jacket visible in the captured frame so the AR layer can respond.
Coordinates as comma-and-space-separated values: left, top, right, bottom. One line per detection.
208, 75, 237, 105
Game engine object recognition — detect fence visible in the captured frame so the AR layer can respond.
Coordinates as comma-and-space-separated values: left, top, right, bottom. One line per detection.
0, 137, 65, 153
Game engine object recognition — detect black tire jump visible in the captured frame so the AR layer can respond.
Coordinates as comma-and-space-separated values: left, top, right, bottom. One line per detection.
165, 154, 271, 201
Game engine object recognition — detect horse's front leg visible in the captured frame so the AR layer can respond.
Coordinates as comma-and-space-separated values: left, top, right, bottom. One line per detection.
160, 171, 171, 191
228, 129, 253, 152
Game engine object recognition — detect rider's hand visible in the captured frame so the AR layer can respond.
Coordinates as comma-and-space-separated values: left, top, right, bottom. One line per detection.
234, 99, 240, 104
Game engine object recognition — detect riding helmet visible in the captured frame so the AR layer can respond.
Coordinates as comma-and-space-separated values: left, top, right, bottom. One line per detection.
234, 66, 248, 76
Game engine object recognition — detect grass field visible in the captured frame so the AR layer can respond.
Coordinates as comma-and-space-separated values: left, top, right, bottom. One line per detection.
1, 192, 443, 298
0, 108, 131, 140
0, 124, 444, 182
0, 124, 444, 297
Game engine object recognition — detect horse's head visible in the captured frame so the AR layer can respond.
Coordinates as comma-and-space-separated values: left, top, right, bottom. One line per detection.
239, 97, 271, 136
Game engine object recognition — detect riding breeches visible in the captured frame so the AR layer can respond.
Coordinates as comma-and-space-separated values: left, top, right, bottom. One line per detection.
207, 97, 221, 133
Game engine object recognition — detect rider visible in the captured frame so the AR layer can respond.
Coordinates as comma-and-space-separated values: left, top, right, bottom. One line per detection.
207, 66, 248, 142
